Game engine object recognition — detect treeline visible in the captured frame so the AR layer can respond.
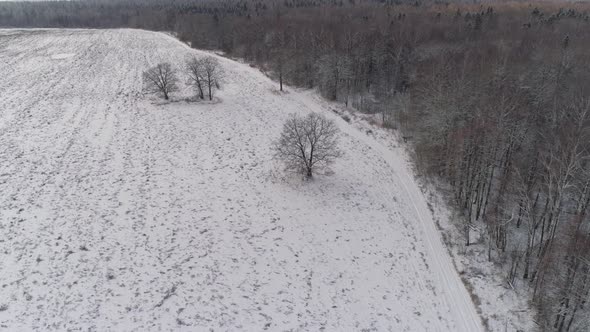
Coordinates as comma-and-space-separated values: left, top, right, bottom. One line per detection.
2, 0, 590, 330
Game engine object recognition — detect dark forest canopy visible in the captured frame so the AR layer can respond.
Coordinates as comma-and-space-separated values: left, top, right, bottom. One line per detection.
2, 0, 588, 28
2, 0, 590, 330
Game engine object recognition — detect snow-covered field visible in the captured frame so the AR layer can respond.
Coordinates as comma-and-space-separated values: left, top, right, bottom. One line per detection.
0, 29, 484, 331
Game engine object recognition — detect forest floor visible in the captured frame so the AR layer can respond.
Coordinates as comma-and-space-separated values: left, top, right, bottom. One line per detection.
0, 29, 524, 331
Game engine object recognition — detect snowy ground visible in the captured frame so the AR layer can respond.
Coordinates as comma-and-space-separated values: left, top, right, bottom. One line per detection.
0, 29, 484, 331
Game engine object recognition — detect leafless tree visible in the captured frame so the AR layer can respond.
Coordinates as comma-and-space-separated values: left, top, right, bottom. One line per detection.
186, 56, 205, 99
317, 53, 347, 101
202, 56, 222, 100
273, 112, 342, 178
272, 48, 287, 92
143, 62, 178, 100
267, 28, 290, 92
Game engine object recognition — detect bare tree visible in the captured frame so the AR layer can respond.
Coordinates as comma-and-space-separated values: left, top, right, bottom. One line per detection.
143, 63, 178, 100
273, 112, 342, 178
202, 56, 222, 100
317, 53, 345, 101
267, 29, 290, 92
186, 56, 205, 99
272, 48, 287, 92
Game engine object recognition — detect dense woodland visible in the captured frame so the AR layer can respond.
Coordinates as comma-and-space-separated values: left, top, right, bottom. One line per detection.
2, 0, 590, 330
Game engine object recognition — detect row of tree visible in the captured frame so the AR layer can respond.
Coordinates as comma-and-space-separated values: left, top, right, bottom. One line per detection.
143, 56, 221, 100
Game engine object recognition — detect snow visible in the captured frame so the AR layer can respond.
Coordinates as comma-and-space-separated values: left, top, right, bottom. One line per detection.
50, 53, 76, 60
1, 29, 484, 331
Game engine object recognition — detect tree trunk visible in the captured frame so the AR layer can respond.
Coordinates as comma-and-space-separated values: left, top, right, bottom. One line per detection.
198, 84, 204, 99
523, 248, 531, 279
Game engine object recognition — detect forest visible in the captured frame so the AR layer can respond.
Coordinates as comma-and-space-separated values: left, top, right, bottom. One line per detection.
1, 0, 589, 330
